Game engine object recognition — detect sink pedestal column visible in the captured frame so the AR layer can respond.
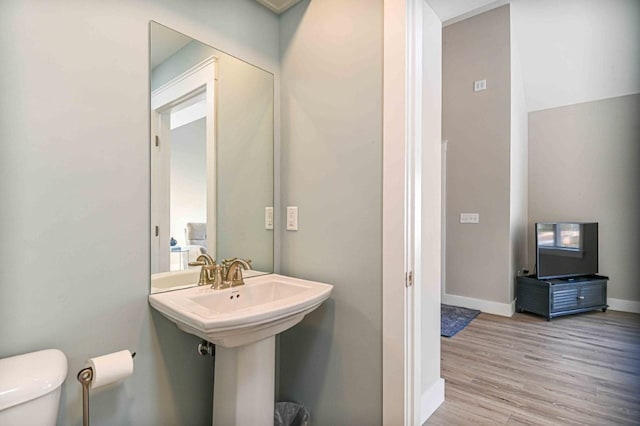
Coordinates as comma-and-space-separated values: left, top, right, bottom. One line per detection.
213, 336, 275, 426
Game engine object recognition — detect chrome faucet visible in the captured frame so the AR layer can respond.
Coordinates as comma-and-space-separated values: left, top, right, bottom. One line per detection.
222, 258, 252, 287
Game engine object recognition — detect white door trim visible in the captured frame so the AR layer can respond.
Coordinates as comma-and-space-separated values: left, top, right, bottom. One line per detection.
151, 56, 217, 108
150, 110, 171, 273
150, 57, 217, 272
382, 0, 424, 423
441, 140, 448, 299
406, 0, 424, 423
384, 1, 445, 424
382, 0, 409, 422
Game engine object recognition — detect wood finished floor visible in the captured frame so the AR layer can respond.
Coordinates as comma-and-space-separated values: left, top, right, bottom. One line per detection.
427, 310, 640, 425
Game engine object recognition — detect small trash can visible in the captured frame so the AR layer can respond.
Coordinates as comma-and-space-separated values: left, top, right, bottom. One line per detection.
274, 401, 310, 426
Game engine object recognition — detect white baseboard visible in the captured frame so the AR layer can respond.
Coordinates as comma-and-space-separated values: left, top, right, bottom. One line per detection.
420, 377, 445, 425
442, 294, 639, 315
607, 298, 640, 314
442, 293, 515, 317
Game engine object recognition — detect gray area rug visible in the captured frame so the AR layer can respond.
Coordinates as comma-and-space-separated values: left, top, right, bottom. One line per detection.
441, 304, 481, 337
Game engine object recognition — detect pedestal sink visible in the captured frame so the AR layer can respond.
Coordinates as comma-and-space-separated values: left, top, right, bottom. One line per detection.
149, 274, 333, 425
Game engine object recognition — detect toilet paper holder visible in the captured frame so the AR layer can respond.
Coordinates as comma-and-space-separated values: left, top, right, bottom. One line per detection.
77, 352, 136, 426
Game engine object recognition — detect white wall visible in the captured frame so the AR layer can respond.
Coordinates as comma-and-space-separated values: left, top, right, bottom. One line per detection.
277, 0, 384, 423
0, 1, 278, 424
511, 0, 640, 112
509, 9, 528, 298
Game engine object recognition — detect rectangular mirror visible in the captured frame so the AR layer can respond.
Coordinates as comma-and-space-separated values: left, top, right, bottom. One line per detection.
150, 22, 274, 293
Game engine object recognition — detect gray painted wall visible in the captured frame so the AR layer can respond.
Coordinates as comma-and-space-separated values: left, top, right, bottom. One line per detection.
217, 53, 274, 272
528, 94, 640, 303
442, 6, 513, 304
0, 0, 278, 424
277, 0, 383, 424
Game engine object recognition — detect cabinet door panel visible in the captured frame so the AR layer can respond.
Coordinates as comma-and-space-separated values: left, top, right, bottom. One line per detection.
579, 283, 605, 307
552, 287, 579, 312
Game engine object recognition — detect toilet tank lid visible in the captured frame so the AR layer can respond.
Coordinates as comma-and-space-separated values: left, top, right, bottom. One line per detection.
0, 349, 68, 411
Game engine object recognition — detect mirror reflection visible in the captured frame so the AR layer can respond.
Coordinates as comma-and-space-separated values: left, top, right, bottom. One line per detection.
150, 22, 274, 293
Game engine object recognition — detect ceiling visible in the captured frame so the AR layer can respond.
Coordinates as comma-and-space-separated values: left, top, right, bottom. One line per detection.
255, 0, 303, 14
253, 0, 504, 20
425, 0, 506, 24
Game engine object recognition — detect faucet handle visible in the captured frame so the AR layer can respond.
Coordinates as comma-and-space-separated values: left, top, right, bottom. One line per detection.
196, 254, 216, 265
211, 264, 228, 289
231, 266, 244, 287
189, 260, 206, 267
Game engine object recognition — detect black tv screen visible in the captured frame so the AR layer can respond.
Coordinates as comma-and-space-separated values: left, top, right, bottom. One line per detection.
535, 222, 598, 279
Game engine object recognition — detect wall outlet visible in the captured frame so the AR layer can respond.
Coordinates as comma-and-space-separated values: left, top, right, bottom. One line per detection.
473, 79, 487, 92
286, 206, 298, 231
265, 207, 273, 230
460, 213, 480, 224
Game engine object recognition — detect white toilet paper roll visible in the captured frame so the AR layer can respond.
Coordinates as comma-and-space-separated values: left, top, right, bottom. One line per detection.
86, 350, 134, 389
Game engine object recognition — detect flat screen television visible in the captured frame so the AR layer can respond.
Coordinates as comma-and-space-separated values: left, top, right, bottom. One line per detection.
535, 222, 598, 279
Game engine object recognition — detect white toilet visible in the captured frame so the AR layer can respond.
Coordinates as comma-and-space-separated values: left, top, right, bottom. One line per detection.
0, 349, 68, 425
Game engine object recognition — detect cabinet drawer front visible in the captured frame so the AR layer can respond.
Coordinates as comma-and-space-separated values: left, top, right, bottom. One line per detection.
552, 288, 579, 312
579, 283, 605, 307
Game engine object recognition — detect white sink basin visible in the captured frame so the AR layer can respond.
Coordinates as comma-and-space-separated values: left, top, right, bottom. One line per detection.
148, 274, 333, 347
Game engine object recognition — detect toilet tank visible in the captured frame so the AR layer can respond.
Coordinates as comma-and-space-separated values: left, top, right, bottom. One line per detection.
0, 349, 68, 426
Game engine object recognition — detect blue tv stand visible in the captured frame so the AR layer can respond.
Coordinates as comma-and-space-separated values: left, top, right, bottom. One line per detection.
516, 274, 609, 321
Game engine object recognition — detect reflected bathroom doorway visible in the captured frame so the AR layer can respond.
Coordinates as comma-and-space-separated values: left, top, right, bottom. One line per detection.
150, 57, 216, 274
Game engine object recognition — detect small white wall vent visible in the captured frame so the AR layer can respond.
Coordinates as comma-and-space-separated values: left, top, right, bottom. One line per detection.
255, 0, 303, 14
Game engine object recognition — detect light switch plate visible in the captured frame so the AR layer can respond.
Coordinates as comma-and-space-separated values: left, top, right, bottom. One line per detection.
286, 206, 298, 231
265, 207, 273, 230
460, 213, 480, 223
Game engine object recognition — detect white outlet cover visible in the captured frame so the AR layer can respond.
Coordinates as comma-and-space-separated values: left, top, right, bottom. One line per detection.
460, 213, 480, 224
265, 207, 273, 230
286, 206, 298, 231
473, 79, 487, 92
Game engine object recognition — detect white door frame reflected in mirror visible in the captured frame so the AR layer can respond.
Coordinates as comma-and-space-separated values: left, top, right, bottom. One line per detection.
150, 56, 217, 273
